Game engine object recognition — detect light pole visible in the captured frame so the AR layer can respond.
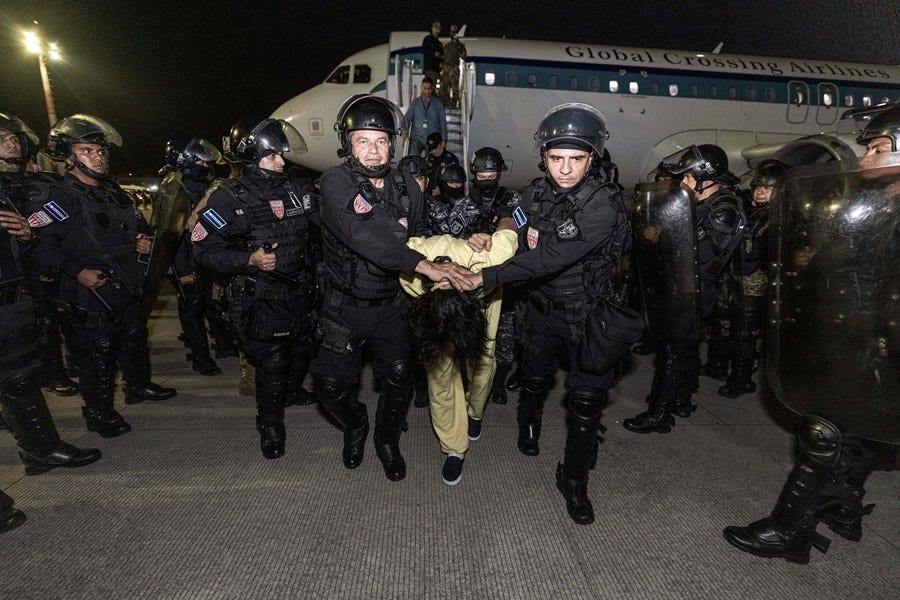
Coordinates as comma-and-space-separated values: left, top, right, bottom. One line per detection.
22, 28, 61, 130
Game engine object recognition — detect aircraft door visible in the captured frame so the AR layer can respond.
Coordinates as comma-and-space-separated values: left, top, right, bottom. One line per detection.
786, 80, 810, 124
816, 82, 839, 126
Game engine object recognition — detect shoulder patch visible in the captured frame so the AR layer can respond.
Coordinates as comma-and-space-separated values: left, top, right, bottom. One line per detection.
28, 210, 54, 228
43, 201, 69, 222
203, 208, 227, 229
269, 200, 284, 219
353, 194, 373, 214
398, 216, 408, 229
191, 222, 208, 241
556, 218, 579, 240
512, 206, 528, 228
527, 226, 540, 249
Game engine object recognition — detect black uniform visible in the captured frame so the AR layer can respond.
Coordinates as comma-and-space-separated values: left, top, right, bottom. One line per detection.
310, 162, 428, 481
192, 168, 318, 456
425, 150, 458, 197
25, 172, 169, 436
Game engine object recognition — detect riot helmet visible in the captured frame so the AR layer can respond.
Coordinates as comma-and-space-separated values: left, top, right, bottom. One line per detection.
750, 159, 789, 188
856, 103, 900, 153
670, 144, 740, 192
43, 114, 122, 180
439, 163, 467, 198
590, 147, 620, 185
470, 147, 505, 193
0, 112, 39, 168
534, 103, 609, 159
223, 116, 263, 164
334, 94, 407, 178
233, 118, 307, 165
399, 155, 428, 178
163, 137, 222, 180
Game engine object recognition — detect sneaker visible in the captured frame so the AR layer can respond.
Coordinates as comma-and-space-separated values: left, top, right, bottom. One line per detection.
441, 454, 464, 486
467, 417, 482, 441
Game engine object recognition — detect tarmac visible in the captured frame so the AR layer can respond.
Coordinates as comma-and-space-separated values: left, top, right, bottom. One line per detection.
1, 292, 897, 600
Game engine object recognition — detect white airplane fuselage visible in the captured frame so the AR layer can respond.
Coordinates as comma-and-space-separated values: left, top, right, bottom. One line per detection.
271, 32, 900, 190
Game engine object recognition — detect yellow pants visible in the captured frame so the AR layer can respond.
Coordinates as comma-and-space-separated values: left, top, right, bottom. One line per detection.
427, 291, 503, 454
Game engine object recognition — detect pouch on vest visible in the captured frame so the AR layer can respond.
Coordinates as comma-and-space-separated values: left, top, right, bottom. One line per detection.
316, 311, 354, 357
241, 299, 296, 342
577, 299, 644, 374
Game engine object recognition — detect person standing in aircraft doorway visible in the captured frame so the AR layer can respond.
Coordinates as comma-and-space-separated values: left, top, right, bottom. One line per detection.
404, 77, 447, 157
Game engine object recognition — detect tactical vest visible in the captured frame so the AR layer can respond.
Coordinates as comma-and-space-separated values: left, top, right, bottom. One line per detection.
322, 169, 411, 301
696, 190, 746, 280
737, 204, 769, 276
523, 178, 628, 304
221, 177, 310, 283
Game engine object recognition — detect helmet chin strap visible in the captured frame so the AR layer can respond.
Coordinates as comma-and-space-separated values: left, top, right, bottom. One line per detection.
348, 155, 390, 179
68, 156, 114, 182
246, 163, 287, 184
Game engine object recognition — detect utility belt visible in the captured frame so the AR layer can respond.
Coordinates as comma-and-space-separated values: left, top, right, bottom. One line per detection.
243, 273, 306, 300
0, 284, 22, 307
325, 283, 399, 309
529, 291, 585, 318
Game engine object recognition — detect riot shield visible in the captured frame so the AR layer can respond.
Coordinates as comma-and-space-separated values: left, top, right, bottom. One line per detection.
139, 172, 192, 321
767, 153, 899, 443
631, 179, 701, 345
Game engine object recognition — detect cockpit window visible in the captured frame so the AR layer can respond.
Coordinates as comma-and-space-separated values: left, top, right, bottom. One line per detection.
327, 65, 350, 84
353, 65, 371, 84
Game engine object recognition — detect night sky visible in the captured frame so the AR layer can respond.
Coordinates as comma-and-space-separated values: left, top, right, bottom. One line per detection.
2, 0, 898, 176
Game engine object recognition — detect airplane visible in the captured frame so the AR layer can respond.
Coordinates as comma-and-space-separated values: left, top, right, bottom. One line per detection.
271, 31, 900, 191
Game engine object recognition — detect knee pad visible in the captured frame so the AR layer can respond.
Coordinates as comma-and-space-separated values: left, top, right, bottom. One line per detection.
384, 359, 413, 389
521, 375, 551, 396
92, 336, 116, 361
313, 375, 349, 409
258, 345, 292, 378
124, 326, 149, 344
567, 388, 607, 420
799, 414, 842, 458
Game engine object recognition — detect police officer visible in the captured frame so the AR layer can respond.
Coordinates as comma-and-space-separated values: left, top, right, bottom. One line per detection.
723, 104, 900, 564
192, 118, 314, 459
1, 113, 100, 522
426, 162, 467, 236
458, 103, 629, 524
718, 159, 788, 398
465, 147, 524, 405
398, 155, 429, 194
624, 144, 744, 433
159, 137, 226, 376
310, 94, 470, 481
424, 132, 459, 196
25, 114, 176, 438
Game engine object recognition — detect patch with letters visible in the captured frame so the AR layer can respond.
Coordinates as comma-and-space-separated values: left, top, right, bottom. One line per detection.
527, 226, 540, 250
556, 218, 579, 240
512, 206, 528, 228
235, 209, 244, 215
191, 222, 208, 242
398, 217, 408, 229
353, 194, 372, 214
28, 210, 53, 228
203, 208, 227, 229
270, 200, 284, 219
43, 201, 69, 222
285, 191, 304, 217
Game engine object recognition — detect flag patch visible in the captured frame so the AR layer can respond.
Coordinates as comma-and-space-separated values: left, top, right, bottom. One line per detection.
353, 194, 372, 214
191, 222, 208, 241
28, 211, 53, 228
43, 201, 69, 221
270, 200, 284, 219
512, 206, 528, 228
203, 208, 227, 229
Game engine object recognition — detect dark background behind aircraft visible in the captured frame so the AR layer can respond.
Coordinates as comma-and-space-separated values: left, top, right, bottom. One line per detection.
1, 0, 898, 175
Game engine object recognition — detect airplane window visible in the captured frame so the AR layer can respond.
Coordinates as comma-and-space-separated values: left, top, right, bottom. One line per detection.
862, 96, 872, 106
728, 87, 737, 99
327, 65, 350, 84
669, 84, 678, 96
629, 82, 639, 94
353, 65, 371, 84
822, 92, 833, 107
485, 71, 495, 86
506, 71, 517, 86
689, 84, 699, 97
792, 86, 804, 105
549, 75, 558, 89
709, 85, 718, 98
527, 74, 537, 88
570, 76, 579, 90
844, 94, 854, 107
649, 81, 659, 95
765, 88, 777, 102
748, 87, 757, 100
609, 81, 619, 93
589, 77, 600, 92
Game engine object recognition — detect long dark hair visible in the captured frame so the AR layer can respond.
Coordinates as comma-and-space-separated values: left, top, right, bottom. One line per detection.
407, 289, 488, 365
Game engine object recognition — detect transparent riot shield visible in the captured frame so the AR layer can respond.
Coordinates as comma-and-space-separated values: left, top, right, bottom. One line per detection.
631, 179, 701, 345
139, 171, 192, 321
767, 153, 899, 443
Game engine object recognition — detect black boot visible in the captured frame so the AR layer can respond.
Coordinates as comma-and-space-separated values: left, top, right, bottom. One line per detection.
488, 362, 510, 404
119, 323, 176, 404
505, 364, 522, 391
718, 333, 757, 398
723, 415, 841, 563
556, 389, 606, 525
624, 347, 679, 433
517, 376, 549, 456
1, 372, 102, 475
82, 339, 131, 438
701, 340, 730, 381
284, 354, 316, 406
39, 311, 79, 396
256, 416, 285, 459
315, 376, 369, 469
123, 382, 177, 404
818, 438, 877, 542
254, 345, 291, 459
412, 363, 429, 408
373, 360, 413, 481
0, 491, 26, 535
